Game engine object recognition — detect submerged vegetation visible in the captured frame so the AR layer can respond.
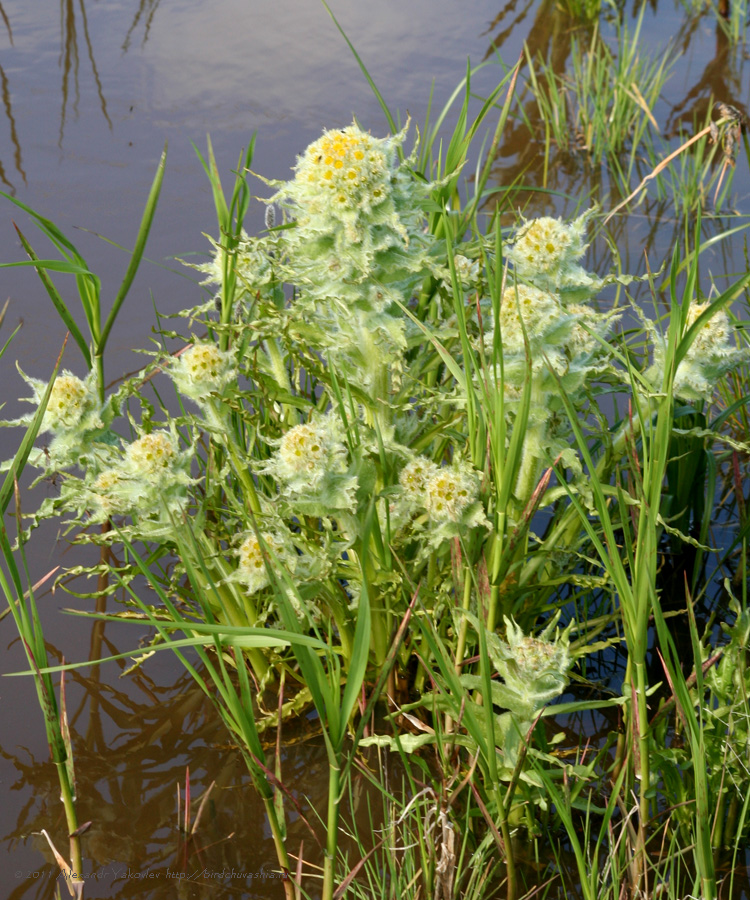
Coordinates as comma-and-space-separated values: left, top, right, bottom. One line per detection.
3, 3, 750, 900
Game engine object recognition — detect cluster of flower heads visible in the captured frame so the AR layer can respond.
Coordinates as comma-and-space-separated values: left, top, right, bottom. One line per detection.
489, 210, 619, 372
77, 428, 194, 534
395, 456, 487, 548
268, 124, 435, 316
289, 126, 391, 227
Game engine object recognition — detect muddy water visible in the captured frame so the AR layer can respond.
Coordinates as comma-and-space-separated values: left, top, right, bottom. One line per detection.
1, 0, 749, 897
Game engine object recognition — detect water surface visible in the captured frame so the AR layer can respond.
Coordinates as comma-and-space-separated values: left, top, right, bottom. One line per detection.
1, 1, 749, 896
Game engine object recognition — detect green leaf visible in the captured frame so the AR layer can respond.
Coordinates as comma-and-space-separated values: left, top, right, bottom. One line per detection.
99, 143, 168, 353
13, 226, 92, 367
0, 338, 65, 515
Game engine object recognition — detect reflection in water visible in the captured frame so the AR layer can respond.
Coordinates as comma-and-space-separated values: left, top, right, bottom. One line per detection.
122, 0, 163, 53
666, 16, 748, 137
1, 634, 314, 900
0, 2, 11, 43
482, 0, 749, 272
0, 2, 23, 194
481, 0, 539, 62
59, 0, 112, 146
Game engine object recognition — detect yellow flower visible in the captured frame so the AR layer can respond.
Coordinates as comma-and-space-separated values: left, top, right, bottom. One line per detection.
126, 432, 176, 475
399, 457, 438, 499
237, 532, 283, 594
279, 423, 326, 475
295, 126, 388, 207
45, 375, 88, 431
425, 468, 477, 522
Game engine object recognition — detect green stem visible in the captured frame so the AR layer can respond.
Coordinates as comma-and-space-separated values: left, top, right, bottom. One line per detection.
633, 657, 650, 853
361, 325, 390, 432
225, 440, 262, 515
94, 351, 105, 404
413, 553, 439, 695
497, 793, 517, 900
322, 760, 341, 900
57, 762, 83, 885
486, 526, 504, 634
453, 573, 473, 675
513, 377, 547, 515
260, 791, 295, 900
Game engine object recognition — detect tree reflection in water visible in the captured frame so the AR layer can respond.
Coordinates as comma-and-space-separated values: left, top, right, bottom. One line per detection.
122, 0, 162, 53
58, 0, 112, 145
2, 625, 329, 899
0, 2, 23, 193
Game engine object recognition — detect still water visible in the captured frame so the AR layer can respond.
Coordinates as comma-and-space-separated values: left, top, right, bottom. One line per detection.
1, 1, 749, 897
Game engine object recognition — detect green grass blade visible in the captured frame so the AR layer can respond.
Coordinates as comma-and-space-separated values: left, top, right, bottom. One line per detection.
0, 337, 66, 515
338, 506, 373, 744
13, 225, 92, 367
319, 0, 396, 134
99, 143, 167, 353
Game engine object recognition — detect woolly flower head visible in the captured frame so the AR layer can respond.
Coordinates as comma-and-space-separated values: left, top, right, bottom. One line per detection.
88, 468, 125, 519
506, 214, 587, 278
125, 431, 177, 477
169, 342, 234, 401
2, 367, 105, 470
279, 423, 328, 476
395, 457, 486, 544
399, 457, 439, 501
267, 121, 437, 317
685, 301, 730, 355
493, 616, 573, 715
425, 467, 479, 523
504, 210, 601, 297
237, 531, 288, 595
565, 302, 607, 355
293, 125, 390, 215
73, 428, 194, 531
648, 300, 747, 402
16, 368, 101, 438
46, 375, 89, 431
260, 413, 356, 510
494, 284, 562, 354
